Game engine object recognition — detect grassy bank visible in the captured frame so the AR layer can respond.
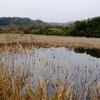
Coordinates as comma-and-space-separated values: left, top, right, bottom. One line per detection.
0, 34, 100, 50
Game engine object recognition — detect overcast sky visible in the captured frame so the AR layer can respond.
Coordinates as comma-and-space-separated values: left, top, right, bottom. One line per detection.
0, 0, 100, 22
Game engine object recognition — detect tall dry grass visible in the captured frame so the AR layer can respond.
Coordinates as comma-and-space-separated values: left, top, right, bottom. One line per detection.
0, 43, 100, 100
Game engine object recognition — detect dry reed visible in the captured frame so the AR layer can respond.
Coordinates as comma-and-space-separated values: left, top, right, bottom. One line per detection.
0, 43, 100, 100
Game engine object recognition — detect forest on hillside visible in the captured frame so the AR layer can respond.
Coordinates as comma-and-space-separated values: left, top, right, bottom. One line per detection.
0, 16, 100, 37
0, 17, 45, 26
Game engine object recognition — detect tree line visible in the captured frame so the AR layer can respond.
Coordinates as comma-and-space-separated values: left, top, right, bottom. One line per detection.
0, 16, 100, 37
23, 16, 100, 37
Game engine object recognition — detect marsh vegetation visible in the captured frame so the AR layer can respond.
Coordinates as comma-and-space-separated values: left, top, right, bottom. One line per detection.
0, 43, 100, 100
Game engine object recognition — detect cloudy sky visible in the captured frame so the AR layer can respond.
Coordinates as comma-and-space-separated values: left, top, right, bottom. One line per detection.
0, 0, 100, 22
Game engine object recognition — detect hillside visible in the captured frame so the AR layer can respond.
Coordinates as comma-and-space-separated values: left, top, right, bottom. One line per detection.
0, 17, 74, 27
0, 17, 45, 26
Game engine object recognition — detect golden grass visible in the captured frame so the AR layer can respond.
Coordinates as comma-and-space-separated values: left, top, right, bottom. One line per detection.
0, 67, 78, 100
0, 34, 100, 49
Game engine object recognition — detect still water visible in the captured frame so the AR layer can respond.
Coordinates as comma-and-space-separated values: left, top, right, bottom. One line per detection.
1, 47, 100, 99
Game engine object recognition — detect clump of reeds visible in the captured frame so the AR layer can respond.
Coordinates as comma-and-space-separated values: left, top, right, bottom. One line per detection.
0, 63, 77, 100
20, 31, 24, 37
0, 43, 100, 100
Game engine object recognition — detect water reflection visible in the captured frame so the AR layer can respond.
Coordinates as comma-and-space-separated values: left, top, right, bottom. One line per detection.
0, 47, 100, 99
74, 48, 100, 58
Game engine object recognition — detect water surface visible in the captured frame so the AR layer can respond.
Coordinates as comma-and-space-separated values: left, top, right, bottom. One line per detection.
0, 47, 100, 99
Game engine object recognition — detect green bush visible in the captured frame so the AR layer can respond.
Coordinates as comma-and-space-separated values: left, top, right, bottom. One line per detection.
47, 28, 62, 35
31, 29, 40, 34
23, 29, 30, 34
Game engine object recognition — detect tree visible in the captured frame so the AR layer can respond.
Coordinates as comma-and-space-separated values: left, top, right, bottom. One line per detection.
70, 28, 78, 36
75, 21, 87, 31
86, 28, 91, 37
0, 28, 3, 33
23, 29, 30, 34
39, 28, 44, 34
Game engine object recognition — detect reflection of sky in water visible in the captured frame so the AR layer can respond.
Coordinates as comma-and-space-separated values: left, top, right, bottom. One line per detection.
0, 47, 100, 99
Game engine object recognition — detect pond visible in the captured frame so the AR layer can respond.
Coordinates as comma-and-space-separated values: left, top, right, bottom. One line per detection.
0, 47, 100, 99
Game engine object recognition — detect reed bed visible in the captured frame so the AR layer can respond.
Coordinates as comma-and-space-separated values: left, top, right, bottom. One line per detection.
1, 34, 100, 50
0, 43, 100, 100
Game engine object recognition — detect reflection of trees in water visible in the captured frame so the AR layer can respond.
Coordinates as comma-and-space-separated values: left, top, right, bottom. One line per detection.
74, 48, 100, 58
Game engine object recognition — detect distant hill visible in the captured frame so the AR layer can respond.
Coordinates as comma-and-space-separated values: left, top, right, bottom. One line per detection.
49, 21, 75, 26
0, 17, 75, 27
0, 17, 45, 26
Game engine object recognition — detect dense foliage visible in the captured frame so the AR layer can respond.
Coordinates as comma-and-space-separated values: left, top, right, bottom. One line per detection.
0, 16, 100, 37
25, 25, 63, 36
72, 17, 100, 37
23, 16, 100, 37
